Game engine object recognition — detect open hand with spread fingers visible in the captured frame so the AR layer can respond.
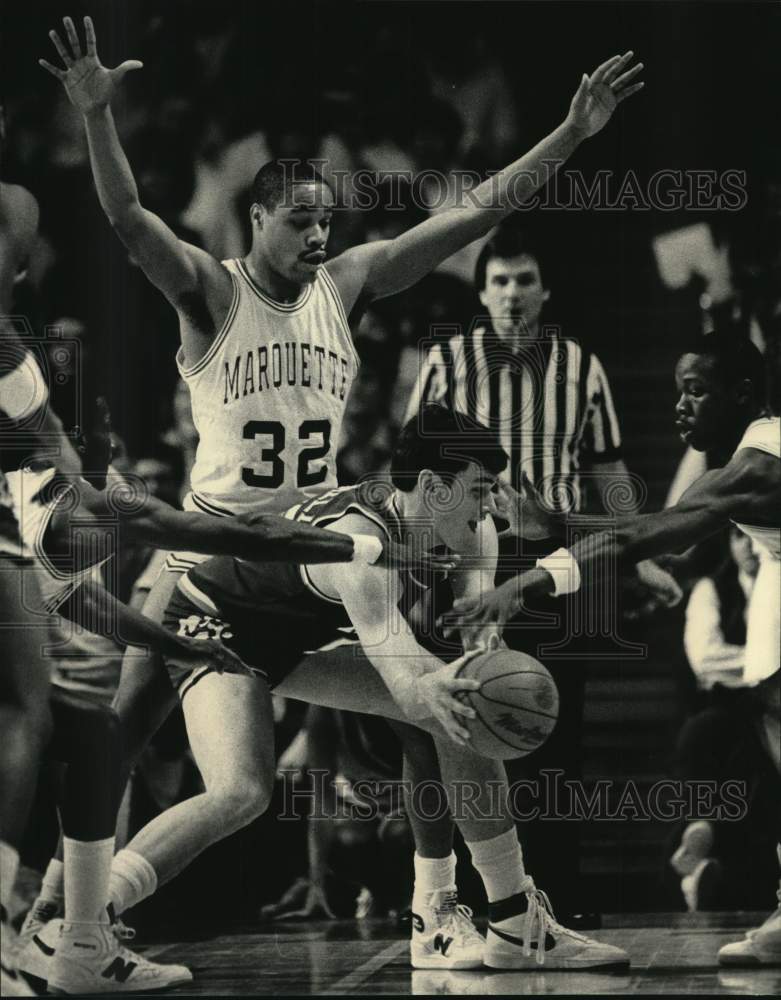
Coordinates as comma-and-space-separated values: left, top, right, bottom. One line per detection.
401, 648, 484, 746
494, 472, 564, 541
567, 51, 644, 137
442, 579, 522, 641
176, 635, 254, 678
39, 15, 143, 115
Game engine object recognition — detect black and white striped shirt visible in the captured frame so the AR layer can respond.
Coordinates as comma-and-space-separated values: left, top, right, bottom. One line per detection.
404, 325, 623, 512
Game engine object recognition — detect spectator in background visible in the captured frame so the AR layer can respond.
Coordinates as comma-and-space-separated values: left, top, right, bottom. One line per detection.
261, 706, 411, 922
161, 380, 199, 497
684, 526, 759, 691
337, 342, 393, 485
425, 32, 520, 170
669, 525, 778, 912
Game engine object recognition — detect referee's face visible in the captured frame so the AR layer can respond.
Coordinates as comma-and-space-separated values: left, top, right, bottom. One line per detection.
479, 255, 550, 339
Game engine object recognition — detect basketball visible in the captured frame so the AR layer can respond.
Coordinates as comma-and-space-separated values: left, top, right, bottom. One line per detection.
456, 648, 559, 759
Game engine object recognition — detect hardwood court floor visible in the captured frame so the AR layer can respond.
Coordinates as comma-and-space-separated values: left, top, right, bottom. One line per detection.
136, 913, 780, 996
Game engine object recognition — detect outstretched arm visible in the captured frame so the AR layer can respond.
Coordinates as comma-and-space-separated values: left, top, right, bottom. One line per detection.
329, 53, 643, 305
69, 476, 457, 570
58, 576, 250, 675
40, 16, 232, 344
447, 449, 777, 633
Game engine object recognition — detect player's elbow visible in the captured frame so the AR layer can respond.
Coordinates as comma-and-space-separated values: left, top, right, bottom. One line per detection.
106, 199, 146, 242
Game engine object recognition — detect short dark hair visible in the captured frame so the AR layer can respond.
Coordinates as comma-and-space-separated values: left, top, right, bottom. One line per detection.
390, 405, 508, 491
474, 225, 546, 291
250, 159, 333, 212
690, 331, 768, 405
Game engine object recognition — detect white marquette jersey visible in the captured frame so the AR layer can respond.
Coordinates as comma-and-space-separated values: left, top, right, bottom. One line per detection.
732, 416, 780, 684
6, 466, 111, 613
177, 259, 359, 517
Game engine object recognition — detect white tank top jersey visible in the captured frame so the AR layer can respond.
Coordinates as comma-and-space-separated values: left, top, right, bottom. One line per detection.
732, 416, 780, 685
177, 259, 360, 518
732, 416, 780, 561
6, 466, 111, 614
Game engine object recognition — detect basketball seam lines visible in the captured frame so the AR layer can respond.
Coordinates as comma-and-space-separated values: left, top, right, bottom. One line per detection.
466, 692, 543, 752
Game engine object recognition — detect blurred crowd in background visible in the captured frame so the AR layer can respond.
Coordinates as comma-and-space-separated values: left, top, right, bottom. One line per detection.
3, 0, 780, 925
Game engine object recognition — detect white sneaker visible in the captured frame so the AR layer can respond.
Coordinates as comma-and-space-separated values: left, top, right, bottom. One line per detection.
410, 890, 485, 970
46, 921, 193, 994
718, 845, 781, 967
16, 916, 61, 989
485, 885, 629, 970
1, 909, 35, 997
18, 898, 61, 951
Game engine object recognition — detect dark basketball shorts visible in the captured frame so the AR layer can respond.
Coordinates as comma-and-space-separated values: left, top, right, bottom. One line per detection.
162, 580, 347, 700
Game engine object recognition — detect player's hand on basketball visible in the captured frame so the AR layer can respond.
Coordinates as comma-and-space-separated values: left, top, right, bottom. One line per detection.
175, 635, 253, 677
377, 539, 460, 574
279, 882, 337, 921
413, 650, 482, 746
566, 51, 644, 138
39, 16, 143, 115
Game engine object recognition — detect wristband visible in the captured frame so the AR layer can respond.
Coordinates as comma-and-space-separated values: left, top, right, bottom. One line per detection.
0, 352, 48, 421
535, 547, 582, 596
350, 533, 383, 565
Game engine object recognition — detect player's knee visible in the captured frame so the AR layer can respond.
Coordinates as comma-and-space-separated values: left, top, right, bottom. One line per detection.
212, 776, 272, 830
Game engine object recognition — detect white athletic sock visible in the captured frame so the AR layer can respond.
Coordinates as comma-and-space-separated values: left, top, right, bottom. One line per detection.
466, 828, 528, 904
108, 848, 158, 916
63, 837, 114, 925
37, 858, 65, 910
0, 840, 20, 913
412, 851, 457, 905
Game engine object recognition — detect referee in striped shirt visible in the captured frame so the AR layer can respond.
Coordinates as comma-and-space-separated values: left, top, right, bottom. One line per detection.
405, 224, 678, 920
405, 228, 625, 514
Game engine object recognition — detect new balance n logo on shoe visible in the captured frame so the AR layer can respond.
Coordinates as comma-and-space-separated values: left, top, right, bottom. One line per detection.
33, 934, 56, 956
102, 957, 137, 982
433, 934, 453, 956
489, 924, 557, 951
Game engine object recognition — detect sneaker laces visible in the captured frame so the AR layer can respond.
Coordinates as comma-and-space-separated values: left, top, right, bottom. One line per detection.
434, 892, 483, 947
520, 885, 590, 966
21, 899, 61, 936
111, 918, 136, 942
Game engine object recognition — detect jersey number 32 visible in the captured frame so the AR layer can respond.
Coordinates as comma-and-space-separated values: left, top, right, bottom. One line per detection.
242, 419, 331, 489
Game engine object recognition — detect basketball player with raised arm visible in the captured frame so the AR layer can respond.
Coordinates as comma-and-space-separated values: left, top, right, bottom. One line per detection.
450, 333, 780, 966
40, 14, 645, 773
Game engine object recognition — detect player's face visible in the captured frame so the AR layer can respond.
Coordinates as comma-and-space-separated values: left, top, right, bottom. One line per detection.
430, 462, 498, 550
259, 182, 334, 285
479, 255, 550, 338
674, 353, 737, 451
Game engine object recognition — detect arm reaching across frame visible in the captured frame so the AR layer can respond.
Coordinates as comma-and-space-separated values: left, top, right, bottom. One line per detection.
328, 52, 644, 308
446, 448, 779, 635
